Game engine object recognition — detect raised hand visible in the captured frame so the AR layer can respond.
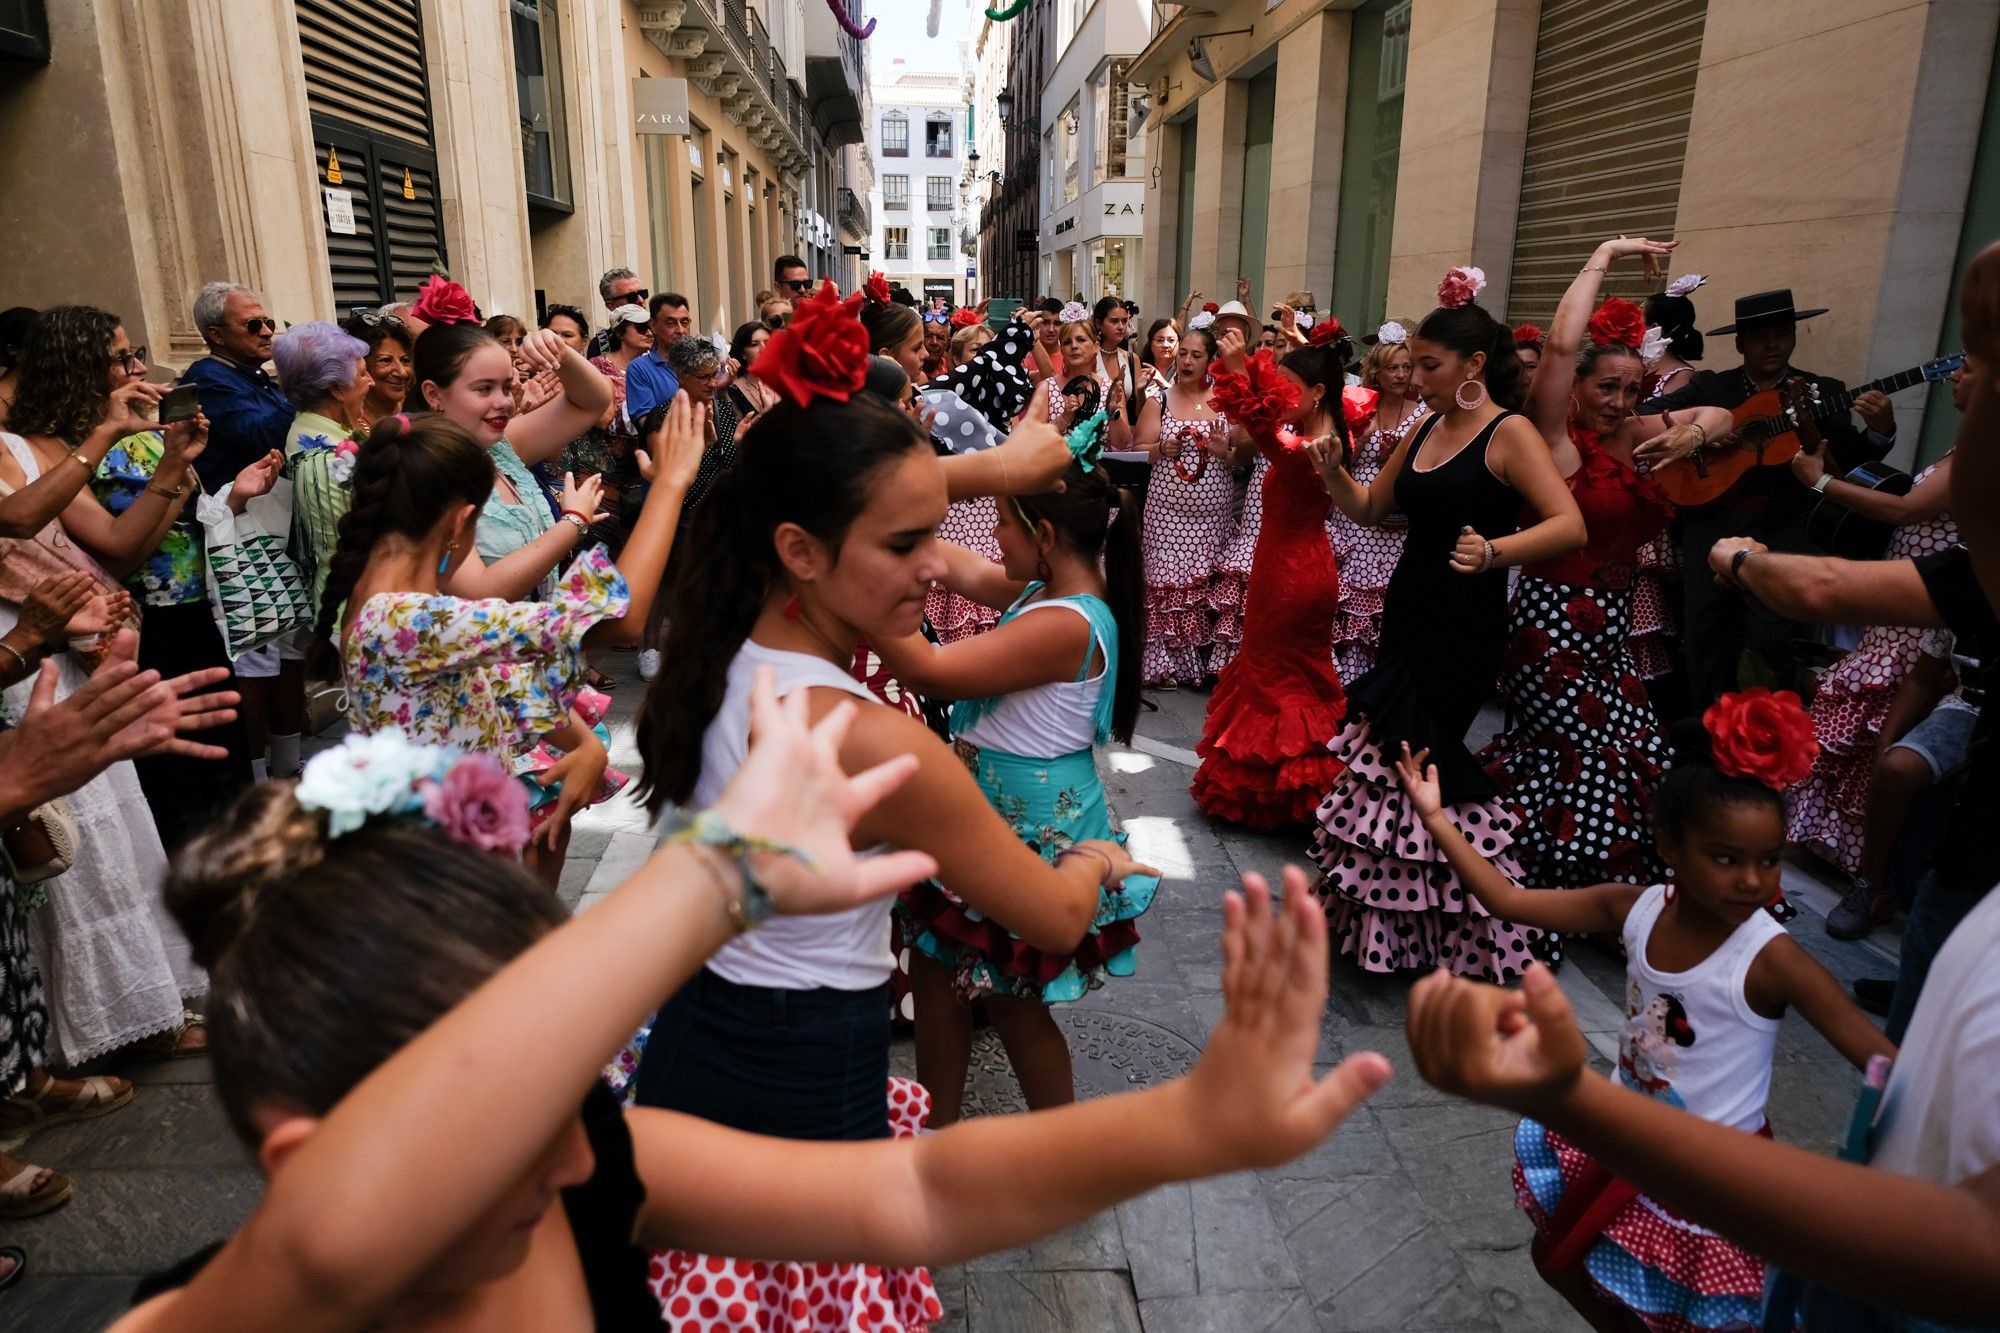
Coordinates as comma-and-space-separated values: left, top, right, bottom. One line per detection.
1304, 432, 1347, 490
1180, 866, 1391, 1171
1406, 963, 1589, 1116
18, 570, 97, 647
65, 587, 132, 638
1394, 742, 1442, 820
101, 381, 167, 441
519, 366, 562, 413
1215, 326, 1249, 372
558, 470, 608, 526
711, 668, 936, 915
635, 391, 705, 492
160, 410, 209, 469
1631, 421, 1707, 470
991, 414, 1071, 493
516, 327, 571, 375
227, 449, 284, 512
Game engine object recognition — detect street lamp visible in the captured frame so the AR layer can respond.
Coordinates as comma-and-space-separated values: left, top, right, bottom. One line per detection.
996, 87, 1014, 128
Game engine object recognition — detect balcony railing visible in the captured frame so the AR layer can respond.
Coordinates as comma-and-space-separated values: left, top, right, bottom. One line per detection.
838, 185, 869, 238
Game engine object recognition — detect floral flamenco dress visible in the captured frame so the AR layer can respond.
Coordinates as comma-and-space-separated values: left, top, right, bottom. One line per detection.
1478, 429, 1674, 920
1191, 360, 1349, 828
1312, 411, 1541, 982
1330, 399, 1423, 681
899, 587, 1158, 1001
1140, 398, 1236, 686
341, 547, 629, 828
1787, 464, 1959, 875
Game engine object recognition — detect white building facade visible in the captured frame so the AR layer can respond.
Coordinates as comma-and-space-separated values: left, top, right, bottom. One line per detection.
1039, 0, 1152, 302
868, 59, 970, 306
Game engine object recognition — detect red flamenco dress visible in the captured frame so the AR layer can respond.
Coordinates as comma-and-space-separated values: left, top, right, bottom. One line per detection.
1191, 353, 1349, 828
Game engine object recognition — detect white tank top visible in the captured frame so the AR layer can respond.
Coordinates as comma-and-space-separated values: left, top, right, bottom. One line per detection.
955, 601, 1108, 759
1615, 884, 1784, 1133
689, 639, 891, 991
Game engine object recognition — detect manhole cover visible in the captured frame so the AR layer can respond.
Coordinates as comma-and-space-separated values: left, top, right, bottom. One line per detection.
890, 1010, 1198, 1117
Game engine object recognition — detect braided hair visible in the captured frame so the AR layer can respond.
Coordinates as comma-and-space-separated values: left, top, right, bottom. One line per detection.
311, 412, 494, 674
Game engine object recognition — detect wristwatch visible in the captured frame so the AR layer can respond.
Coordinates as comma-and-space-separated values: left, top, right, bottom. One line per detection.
1811, 473, 1833, 494
561, 512, 590, 536
1730, 546, 1755, 584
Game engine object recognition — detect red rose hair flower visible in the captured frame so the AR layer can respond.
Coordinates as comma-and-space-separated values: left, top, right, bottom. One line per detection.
1340, 385, 1379, 435
864, 270, 891, 305
411, 276, 479, 327
1308, 316, 1347, 348
1201, 301, 1220, 315
949, 306, 980, 329
1206, 348, 1300, 437
1512, 322, 1545, 350
1588, 298, 1647, 352
750, 279, 869, 410
1702, 687, 1817, 790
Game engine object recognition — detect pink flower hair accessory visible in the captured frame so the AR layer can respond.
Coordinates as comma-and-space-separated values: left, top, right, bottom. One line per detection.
419, 753, 533, 854
411, 276, 481, 327
1437, 266, 1487, 310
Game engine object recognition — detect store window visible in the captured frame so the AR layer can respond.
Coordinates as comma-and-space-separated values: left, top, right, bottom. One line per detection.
1061, 99, 1080, 206
1331, 0, 1410, 336
884, 174, 909, 210
885, 226, 909, 260
926, 112, 952, 158
928, 227, 951, 260
882, 111, 908, 156
510, 0, 571, 210
926, 175, 952, 211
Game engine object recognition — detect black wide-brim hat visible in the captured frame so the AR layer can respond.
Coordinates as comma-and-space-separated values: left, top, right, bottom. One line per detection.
1709, 288, 1829, 335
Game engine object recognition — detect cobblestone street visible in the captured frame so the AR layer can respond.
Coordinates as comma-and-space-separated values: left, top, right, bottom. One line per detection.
0, 663, 1898, 1332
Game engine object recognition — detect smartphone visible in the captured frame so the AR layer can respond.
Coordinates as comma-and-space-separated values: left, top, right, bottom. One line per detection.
159, 383, 201, 425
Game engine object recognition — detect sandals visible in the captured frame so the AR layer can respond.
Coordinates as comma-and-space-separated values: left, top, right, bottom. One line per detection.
0, 1245, 23, 1291
127, 1011, 208, 1063
0, 1072, 134, 1148
0, 1162, 72, 1219
583, 666, 618, 692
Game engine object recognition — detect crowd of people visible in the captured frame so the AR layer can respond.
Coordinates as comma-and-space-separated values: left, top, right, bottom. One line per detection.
0, 223, 1992, 1333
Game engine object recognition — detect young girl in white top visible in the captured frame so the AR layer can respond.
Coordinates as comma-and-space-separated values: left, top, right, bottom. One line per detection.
879, 421, 1156, 1126
1397, 688, 1893, 1333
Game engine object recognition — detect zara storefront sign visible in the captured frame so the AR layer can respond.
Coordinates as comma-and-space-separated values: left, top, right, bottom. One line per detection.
1041, 180, 1145, 251
631, 78, 691, 135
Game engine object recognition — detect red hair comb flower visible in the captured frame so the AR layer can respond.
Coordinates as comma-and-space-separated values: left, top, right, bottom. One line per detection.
1587, 298, 1647, 352
1201, 301, 1220, 315
1307, 316, 1348, 349
411, 276, 480, 327
1512, 322, 1545, 349
1206, 349, 1300, 436
864, 270, 891, 306
949, 306, 981, 329
1702, 687, 1817, 790
1437, 266, 1487, 310
750, 279, 869, 410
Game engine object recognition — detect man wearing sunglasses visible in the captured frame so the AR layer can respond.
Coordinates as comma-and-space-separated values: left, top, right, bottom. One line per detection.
182, 280, 295, 492
587, 266, 649, 357
774, 254, 812, 297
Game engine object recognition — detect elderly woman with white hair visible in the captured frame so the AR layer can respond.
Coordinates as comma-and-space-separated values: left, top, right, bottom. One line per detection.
273, 321, 372, 616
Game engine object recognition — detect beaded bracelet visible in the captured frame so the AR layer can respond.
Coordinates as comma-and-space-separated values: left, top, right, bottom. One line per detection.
657, 807, 818, 934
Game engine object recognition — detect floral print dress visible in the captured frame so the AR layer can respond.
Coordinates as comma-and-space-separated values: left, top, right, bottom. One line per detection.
342, 547, 631, 824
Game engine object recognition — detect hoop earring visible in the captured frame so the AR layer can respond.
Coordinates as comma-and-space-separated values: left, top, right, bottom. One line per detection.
1455, 378, 1488, 412
1035, 556, 1053, 585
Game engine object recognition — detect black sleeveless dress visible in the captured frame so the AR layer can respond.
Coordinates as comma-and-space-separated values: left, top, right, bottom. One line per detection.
1310, 412, 1544, 982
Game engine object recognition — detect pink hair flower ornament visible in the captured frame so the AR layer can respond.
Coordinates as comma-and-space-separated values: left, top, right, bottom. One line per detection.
1437, 266, 1487, 310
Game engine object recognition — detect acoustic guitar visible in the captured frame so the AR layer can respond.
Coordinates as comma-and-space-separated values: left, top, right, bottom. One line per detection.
1653, 354, 1963, 507
1806, 460, 1914, 561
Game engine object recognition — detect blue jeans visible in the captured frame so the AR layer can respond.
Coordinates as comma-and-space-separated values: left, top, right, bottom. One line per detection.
1886, 870, 1992, 1043
630, 968, 892, 1141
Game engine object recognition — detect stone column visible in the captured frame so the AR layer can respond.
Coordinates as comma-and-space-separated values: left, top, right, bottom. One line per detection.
1382, 0, 1538, 317
422, 0, 536, 319
1139, 118, 1186, 321
1188, 79, 1249, 303
1263, 9, 1350, 306
1671, 0, 1998, 449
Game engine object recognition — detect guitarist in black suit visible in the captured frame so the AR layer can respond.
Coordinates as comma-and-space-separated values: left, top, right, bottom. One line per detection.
1638, 289, 1899, 706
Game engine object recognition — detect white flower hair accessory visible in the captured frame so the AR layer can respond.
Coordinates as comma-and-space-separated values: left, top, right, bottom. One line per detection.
1375, 320, 1408, 346
1640, 324, 1671, 364
1059, 301, 1090, 324
295, 730, 532, 852
1187, 311, 1216, 331
1666, 273, 1706, 298
1294, 311, 1316, 330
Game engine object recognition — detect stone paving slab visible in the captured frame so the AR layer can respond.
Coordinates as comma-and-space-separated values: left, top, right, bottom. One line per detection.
1, 673, 1896, 1331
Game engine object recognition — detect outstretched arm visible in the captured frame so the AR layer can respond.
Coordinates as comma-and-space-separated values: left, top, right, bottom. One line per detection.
503, 332, 615, 467
1530, 236, 1677, 467
629, 867, 1390, 1267
1752, 935, 1896, 1070
1407, 966, 2000, 1325
1791, 448, 1954, 528
874, 601, 1091, 703
1709, 544, 1944, 629
1398, 745, 1638, 935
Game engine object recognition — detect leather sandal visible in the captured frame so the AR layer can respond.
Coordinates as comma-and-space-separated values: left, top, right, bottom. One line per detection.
0, 1162, 72, 1219
127, 1011, 208, 1063
0, 1072, 133, 1148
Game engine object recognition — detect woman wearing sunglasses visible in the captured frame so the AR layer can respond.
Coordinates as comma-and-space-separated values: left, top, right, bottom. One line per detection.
342, 309, 415, 434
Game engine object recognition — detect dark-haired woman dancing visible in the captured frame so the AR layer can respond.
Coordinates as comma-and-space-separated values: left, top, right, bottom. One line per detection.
1306, 268, 1588, 982
1190, 331, 1355, 828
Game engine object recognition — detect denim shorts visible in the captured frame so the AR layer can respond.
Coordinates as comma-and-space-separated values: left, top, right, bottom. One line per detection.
1889, 702, 1977, 780
628, 968, 892, 1141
